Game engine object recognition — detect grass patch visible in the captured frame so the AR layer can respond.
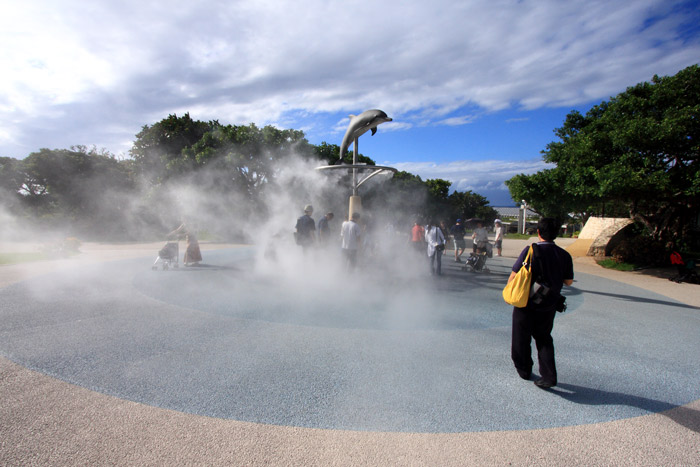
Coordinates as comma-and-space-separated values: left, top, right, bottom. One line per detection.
597, 258, 636, 271
0, 249, 80, 265
0, 252, 48, 265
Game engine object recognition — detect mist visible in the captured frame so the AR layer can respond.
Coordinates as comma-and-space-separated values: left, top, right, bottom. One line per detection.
1, 146, 442, 330
0, 146, 494, 435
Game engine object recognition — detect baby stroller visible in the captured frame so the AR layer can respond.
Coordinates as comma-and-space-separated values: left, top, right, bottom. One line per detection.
462, 242, 492, 273
152, 241, 179, 270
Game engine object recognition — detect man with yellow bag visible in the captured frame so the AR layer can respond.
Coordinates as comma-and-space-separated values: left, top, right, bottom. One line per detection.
507, 218, 574, 389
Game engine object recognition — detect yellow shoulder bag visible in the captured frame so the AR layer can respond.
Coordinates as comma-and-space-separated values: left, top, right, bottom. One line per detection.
502, 245, 534, 308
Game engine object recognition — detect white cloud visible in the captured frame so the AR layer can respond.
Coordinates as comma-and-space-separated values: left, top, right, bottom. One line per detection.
392, 158, 554, 205
438, 115, 478, 126
0, 0, 698, 157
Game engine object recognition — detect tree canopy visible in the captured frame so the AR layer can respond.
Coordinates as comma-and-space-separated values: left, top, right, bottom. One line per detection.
506, 64, 699, 245
3, 146, 135, 237
3, 114, 501, 240
448, 190, 498, 222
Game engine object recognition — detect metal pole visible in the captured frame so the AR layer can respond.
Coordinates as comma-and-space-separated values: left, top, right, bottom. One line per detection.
352, 136, 358, 196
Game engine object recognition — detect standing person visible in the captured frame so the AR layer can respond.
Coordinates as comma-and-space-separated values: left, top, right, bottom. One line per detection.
494, 219, 504, 257
450, 219, 466, 262
509, 217, 574, 389
169, 221, 202, 266
295, 204, 316, 251
410, 220, 425, 254
317, 212, 334, 246
425, 220, 446, 276
472, 221, 488, 254
440, 220, 450, 247
340, 212, 362, 271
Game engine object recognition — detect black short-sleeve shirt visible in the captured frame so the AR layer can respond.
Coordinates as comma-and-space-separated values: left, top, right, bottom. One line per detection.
512, 241, 574, 308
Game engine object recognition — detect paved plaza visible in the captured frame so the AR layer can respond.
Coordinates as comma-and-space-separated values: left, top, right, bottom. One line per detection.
0, 239, 698, 465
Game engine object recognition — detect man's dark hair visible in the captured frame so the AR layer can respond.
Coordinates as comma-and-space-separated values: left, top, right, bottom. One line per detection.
537, 217, 559, 241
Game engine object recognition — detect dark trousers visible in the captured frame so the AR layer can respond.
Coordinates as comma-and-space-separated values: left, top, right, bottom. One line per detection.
342, 248, 358, 271
511, 306, 557, 382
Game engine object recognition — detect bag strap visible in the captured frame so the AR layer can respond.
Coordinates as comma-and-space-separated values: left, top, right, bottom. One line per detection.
523, 245, 534, 270
531, 243, 547, 284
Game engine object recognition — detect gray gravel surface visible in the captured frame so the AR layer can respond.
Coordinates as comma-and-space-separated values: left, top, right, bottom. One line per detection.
1, 240, 698, 466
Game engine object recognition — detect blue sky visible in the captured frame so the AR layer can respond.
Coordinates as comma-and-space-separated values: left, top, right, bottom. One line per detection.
1, 0, 699, 206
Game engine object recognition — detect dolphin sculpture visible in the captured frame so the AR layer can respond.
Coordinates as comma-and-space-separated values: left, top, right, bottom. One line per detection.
337, 109, 392, 164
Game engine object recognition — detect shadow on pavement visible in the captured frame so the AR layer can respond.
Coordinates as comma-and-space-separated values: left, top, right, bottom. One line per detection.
575, 288, 700, 310
550, 383, 700, 434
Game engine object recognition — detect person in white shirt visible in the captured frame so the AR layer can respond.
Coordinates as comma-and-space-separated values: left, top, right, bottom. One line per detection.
425, 220, 446, 276
340, 212, 362, 271
494, 219, 504, 256
472, 221, 488, 254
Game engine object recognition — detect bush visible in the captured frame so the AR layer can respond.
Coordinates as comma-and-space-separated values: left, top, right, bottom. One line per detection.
610, 235, 666, 266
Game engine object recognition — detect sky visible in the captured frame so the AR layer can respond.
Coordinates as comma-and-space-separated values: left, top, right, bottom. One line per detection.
1, 0, 699, 206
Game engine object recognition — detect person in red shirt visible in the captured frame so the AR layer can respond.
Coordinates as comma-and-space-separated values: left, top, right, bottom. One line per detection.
670, 250, 698, 283
410, 220, 425, 254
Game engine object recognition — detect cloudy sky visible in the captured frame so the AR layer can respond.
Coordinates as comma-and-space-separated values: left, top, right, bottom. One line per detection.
2, 0, 699, 205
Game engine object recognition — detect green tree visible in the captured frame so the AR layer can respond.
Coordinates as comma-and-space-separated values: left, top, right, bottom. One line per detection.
448, 190, 498, 222
130, 113, 214, 183
0, 157, 25, 212
506, 64, 700, 244
425, 178, 452, 220
426, 178, 451, 200
184, 123, 315, 199
16, 147, 134, 236
361, 171, 428, 226
505, 169, 578, 222
314, 142, 376, 166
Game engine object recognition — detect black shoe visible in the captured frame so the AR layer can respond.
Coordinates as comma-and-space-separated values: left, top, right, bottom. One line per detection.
517, 369, 531, 380
534, 378, 556, 388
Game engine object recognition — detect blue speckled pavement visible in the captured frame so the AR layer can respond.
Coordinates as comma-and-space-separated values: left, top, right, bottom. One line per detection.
0, 242, 699, 465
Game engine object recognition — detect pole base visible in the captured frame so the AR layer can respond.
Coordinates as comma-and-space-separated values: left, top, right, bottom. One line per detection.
349, 196, 362, 220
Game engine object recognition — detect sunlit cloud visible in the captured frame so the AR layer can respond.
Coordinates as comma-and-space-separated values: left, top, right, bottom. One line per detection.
1, 0, 698, 157
393, 158, 554, 205
438, 115, 478, 126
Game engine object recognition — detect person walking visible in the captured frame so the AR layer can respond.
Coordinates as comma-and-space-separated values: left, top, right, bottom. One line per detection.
472, 221, 488, 254
425, 220, 446, 276
508, 217, 574, 388
450, 219, 466, 262
168, 221, 202, 266
340, 212, 362, 271
295, 204, 316, 251
317, 212, 334, 246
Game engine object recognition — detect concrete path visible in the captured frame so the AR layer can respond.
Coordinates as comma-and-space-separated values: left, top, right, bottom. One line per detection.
0, 239, 698, 466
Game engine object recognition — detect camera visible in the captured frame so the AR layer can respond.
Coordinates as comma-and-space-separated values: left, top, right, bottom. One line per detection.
530, 282, 550, 305
555, 295, 567, 313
